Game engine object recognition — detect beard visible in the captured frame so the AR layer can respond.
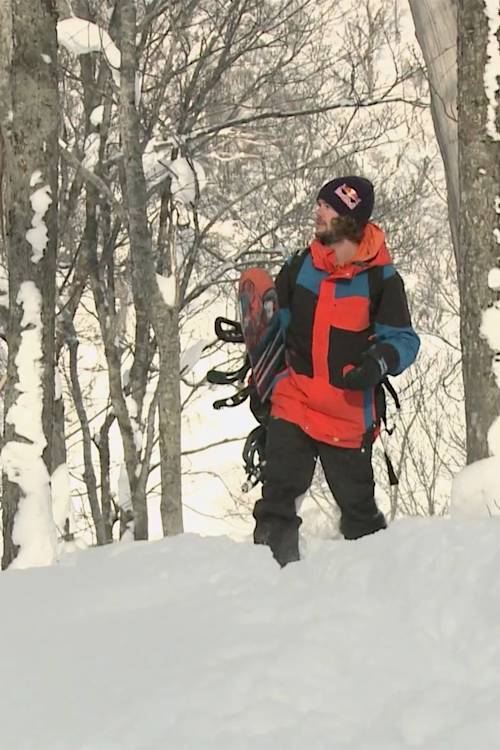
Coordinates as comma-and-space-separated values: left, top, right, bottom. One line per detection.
314, 217, 347, 245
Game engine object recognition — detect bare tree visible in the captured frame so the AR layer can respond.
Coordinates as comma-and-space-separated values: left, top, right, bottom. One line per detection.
0, 0, 59, 568
457, 0, 500, 462
118, 0, 183, 537
409, 0, 500, 463
50, 0, 420, 544
408, 0, 458, 253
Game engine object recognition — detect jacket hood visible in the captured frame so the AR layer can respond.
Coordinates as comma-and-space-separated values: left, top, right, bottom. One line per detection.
310, 222, 392, 275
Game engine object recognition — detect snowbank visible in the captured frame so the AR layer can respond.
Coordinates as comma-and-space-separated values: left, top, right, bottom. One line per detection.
1, 518, 500, 748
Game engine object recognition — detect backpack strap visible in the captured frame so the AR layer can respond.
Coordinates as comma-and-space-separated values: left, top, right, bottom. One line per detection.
287, 247, 309, 286
366, 266, 401, 486
381, 377, 400, 430
367, 265, 385, 318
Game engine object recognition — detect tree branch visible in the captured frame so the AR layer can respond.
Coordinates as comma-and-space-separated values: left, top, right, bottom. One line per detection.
187, 91, 428, 142
59, 140, 126, 222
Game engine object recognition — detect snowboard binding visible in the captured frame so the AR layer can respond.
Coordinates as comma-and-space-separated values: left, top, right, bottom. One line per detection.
206, 268, 285, 492
206, 316, 268, 491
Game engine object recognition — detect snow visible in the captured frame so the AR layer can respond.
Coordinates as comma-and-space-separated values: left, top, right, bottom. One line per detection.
156, 273, 176, 306
26, 175, 52, 264
54, 367, 63, 400
57, 18, 121, 86
143, 137, 171, 185
0, 266, 8, 307
170, 156, 206, 204
488, 415, 500, 455
450, 454, 500, 514
51, 462, 72, 532
6, 283, 45, 445
493, 354, 500, 391
117, 463, 132, 512
81, 132, 100, 170
90, 104, 104, 127
0, 282, 57, 568
122, 395, 143, 455
180, 339, 209, 376
480, 303, 500, 350
484, 0, 500, 141
142, 140, 206, 202
30, 169, 43, 187
488, 267, 500, 290
1, 518, 500, 747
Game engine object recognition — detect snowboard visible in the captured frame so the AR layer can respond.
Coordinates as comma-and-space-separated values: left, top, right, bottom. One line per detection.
238, 267, 285, 403
206, 267, 286, 490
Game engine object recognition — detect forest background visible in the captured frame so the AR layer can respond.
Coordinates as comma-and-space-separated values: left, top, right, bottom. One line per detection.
0, 0, 498, 568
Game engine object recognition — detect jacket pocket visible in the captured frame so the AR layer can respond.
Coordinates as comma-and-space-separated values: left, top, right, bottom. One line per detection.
328, 327, 371, 387
331, 296, 370, 332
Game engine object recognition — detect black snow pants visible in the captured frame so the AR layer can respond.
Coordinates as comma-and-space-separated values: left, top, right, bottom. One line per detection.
253, 417, 387, 566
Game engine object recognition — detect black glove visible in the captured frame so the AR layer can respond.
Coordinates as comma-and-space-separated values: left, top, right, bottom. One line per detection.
342, 351, 386, 390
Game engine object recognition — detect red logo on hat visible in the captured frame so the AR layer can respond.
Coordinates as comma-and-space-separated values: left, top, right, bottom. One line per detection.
334, 184, 361, 210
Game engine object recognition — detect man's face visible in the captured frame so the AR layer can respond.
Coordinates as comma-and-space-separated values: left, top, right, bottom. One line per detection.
314, 199, 345, 245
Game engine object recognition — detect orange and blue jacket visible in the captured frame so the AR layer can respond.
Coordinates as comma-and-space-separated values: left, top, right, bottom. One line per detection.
271, 223, 420, 448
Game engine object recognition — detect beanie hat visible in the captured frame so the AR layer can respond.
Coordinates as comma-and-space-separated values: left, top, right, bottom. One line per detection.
317, 176, 374, 226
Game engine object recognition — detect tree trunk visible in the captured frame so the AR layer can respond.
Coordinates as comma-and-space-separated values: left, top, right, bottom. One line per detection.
84, 197, 148, 539
0, 0, 58, 568
52, 388, 71, 536
67, 326, 108, 545
97, 411, 116, 542
408, 0, 459, 255
457, 0, 500, 462
156, 293, 183, 536
119, 0, 183, 536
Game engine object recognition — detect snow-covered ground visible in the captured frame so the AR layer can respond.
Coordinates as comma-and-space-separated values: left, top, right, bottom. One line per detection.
1, 517, 500, 749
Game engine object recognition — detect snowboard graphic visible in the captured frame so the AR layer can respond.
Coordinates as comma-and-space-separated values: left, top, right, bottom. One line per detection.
238, 268, 285, 403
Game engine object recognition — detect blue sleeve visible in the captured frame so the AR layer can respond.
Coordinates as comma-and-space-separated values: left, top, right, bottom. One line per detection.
371, 271, 420, 376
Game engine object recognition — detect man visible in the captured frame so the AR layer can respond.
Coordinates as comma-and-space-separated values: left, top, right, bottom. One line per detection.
253, 176, 420, 566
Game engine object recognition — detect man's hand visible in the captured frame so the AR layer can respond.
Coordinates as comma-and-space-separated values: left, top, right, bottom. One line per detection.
342, 351, 387, 390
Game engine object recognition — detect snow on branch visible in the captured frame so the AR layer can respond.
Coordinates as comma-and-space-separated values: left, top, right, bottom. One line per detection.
57, 17, 121, 86
26, 171, 52, 264
0, 282, 57, 568
156, 274, 176, 306
59, 140, 126, 221
143, 139, 207, 203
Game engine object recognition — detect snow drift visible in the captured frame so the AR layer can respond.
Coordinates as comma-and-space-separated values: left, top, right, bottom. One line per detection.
1, 518, 500, 749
